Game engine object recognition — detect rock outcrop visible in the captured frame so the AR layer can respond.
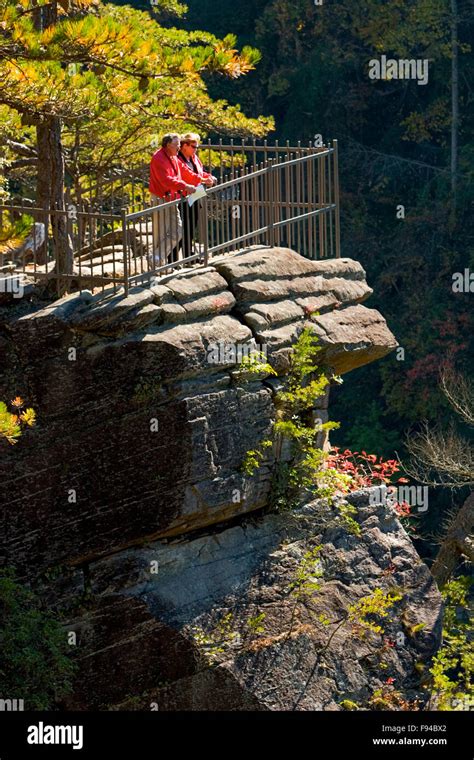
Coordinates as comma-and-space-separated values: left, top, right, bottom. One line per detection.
0, 247, 397, 576
54, 488, 442, 711
0, 246, 443, 711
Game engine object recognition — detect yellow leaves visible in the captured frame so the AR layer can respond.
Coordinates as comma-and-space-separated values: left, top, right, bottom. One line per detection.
40, 27, 56, 46
179, 56, 196, 74
1, 0, 272, 154
20, 408, 36, 427
0, 397, 36, 445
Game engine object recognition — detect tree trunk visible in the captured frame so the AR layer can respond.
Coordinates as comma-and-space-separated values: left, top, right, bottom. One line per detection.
450, 0, 459, 213
431, 492, 474, 587
36, 117, 73, 285
35, 121, 52, 265
34, 0, 73, 289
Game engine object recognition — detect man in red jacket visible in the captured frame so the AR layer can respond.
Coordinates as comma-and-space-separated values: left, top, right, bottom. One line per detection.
149, 133, 201, 266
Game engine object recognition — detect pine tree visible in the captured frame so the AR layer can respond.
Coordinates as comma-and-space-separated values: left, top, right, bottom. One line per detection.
0, 0, 273, 273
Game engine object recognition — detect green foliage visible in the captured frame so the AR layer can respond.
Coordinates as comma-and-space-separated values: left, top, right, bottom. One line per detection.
276, 328, 327, 406
234, 351, 277, 381
189, 611, 240, 661
240, 329, 358, 531
247, 612, 266, 634
240, 438, 272, 476
0, 211, 35, 243
335, 500, 361, 537
0, 0, 274, 200
348, 588, 403, 636
0, 570, 76, 709
268, 460, 297, 512
430, 576, 473, 710
288, 545, 323, 598
340, 699, 359, 711
132, 378, 163, 404
0, 397, 36, 445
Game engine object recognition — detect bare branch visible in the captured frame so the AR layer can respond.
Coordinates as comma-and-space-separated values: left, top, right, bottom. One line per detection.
405, 422, 474, 488
440, 366, 474, 426
431, 492, 474, 586
3, 140, 37, 158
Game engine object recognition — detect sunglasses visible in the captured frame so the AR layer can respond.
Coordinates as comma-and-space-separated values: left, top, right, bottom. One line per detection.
183, 142, 199, 149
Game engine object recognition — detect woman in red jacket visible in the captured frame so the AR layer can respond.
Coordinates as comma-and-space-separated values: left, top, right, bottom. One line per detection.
149, 133, 201, 266
178, 133, 217, 260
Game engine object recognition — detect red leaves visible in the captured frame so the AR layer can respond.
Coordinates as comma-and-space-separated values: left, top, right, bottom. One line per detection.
327, 447, 401, 491
394, 500, 412, 518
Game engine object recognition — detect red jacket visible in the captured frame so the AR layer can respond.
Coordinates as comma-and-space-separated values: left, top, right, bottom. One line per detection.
149, 148, 201, 200
177, 152, 213, 184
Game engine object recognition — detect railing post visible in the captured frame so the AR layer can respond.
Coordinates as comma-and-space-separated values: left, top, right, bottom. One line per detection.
333, 139, 341, 258
121, 207, 129, 295
201, 193, 209, 266
267, 159, 275, 247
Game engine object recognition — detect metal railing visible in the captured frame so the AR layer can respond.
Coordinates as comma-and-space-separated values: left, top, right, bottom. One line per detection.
0, 140, 340, 296
0, 203, 125, 296
74, 139, 325, 213
123, 142, 340, 290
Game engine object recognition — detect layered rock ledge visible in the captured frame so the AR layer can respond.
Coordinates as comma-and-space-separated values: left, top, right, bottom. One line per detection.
0, 247, 397, 575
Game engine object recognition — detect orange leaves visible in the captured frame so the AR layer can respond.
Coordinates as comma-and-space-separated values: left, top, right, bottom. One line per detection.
0, 397, 36, 445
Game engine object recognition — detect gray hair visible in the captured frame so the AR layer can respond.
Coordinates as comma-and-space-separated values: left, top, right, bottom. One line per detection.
161, 133, 180, 148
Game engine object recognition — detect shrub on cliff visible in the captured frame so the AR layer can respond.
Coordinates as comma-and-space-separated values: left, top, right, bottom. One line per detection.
0, 570, 76, 709
0, 397, 35, 445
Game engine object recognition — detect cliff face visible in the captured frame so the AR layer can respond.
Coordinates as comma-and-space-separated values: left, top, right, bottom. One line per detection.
59, 488, 442, 711
0, 247, 397, 574
0, 247, 441, 711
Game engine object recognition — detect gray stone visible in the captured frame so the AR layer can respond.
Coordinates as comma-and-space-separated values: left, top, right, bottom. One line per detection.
70, 488, 443, 710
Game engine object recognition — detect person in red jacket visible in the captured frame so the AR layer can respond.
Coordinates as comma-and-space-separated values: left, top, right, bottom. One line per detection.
149, 133, 201, 266
177, 133, 217, 260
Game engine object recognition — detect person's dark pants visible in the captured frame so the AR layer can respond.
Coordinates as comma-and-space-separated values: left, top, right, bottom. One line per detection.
181, 202, 199, 260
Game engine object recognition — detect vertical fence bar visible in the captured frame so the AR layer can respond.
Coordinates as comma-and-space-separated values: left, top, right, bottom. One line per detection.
296, 148, 302, 255
318, 150, 324, 258
307, 152, 314, 259
121, 208, 129, 295
327, 143, 334, 260
333, 139, 341, 258
273, 140, 280, 246
267, 160, 275, 247
202, 193, 209, 266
